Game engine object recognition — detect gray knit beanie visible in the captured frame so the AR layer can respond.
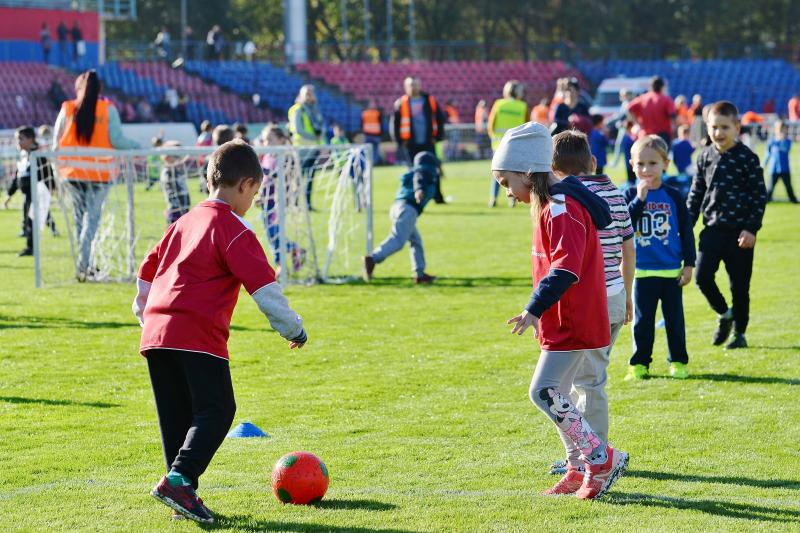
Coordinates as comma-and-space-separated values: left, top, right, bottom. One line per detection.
490, 121, 552, 173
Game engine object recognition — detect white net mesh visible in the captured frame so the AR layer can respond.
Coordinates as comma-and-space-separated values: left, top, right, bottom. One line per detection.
32, 144, 372, 287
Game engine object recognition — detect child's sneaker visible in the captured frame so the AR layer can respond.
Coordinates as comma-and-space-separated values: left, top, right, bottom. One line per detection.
669, 362, 689, 379
415, 273, 436, 284
151, 476, 214, 524
624, 364, 649, 381
725, 333, 748, 350
548, 458, 568, 475
713, 313, 734, 345
543, 468, 585, 496
575, 446, 629, 500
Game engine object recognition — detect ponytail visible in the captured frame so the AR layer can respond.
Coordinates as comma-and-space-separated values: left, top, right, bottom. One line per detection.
74, 70, 101, 145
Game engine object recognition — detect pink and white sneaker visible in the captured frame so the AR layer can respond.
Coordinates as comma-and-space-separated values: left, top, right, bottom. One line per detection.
575, 446, 628, 500
543, 468, 585, 496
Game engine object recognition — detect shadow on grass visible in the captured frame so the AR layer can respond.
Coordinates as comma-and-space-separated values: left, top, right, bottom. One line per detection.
205, 514, 412, 532
333, 277, 531, 289
690, 373, 800, 386
311, 498, 397, 511
0, 395, 120, 408
626, 469, 800, 490
606, 491, 800, 523
0, 314, 262, 333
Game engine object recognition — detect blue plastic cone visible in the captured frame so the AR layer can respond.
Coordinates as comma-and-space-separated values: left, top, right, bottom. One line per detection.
226, 422, 269, 438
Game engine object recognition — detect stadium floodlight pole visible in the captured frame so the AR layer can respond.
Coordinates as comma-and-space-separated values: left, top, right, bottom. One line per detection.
32, 157, 42, 288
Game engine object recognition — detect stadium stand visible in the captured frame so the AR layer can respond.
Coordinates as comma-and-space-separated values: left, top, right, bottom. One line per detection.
294, 61, 583, 123
0, 62, 74, 128
577, 59, 800, 113
94, 61, 276, 126
184, 61, 363, 132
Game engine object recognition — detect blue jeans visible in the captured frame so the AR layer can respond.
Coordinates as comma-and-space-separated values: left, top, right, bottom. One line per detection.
371, 200, 425, 277
67, 180, 110, 272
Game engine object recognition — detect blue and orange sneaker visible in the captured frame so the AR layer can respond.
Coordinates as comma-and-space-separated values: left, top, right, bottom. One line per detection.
151, 475, 214, 524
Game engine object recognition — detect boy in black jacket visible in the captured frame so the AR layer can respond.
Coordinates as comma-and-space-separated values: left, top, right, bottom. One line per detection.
687, 101, 767, 349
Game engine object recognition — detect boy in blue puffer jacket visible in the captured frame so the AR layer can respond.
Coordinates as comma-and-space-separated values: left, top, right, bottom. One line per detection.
364, 151, 439, 284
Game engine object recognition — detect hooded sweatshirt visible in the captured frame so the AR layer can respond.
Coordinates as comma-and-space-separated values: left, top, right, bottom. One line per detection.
525, 176, 612, 351
395, 151, 440, 214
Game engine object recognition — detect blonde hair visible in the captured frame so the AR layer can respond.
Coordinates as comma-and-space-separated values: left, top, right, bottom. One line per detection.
631, 135, 669, 162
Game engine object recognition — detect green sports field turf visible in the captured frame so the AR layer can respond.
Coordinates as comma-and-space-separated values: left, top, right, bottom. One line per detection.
0, 154, 798, 531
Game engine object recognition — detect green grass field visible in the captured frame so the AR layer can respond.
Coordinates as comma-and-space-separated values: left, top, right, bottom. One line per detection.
0, 154, 799, 532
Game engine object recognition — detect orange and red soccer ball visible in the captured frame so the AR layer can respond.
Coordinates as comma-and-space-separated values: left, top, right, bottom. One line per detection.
271, 451, 329, 504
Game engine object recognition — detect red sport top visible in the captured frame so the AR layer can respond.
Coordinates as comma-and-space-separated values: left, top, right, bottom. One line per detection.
628, 91, 676, 137
138, 200, 276, 360
532, 194, 610, 351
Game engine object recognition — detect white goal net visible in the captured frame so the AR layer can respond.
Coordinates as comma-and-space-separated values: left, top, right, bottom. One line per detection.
30, 144, 373, 287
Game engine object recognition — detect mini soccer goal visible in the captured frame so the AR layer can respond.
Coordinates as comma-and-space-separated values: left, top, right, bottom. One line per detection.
31, 144, 373, 287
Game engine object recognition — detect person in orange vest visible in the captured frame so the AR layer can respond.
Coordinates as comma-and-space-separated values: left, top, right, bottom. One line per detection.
361, 99, 383, 164
53, 69, 140, 281
474, 99, 491, 158
444, 100, 461, 161
391, 76, 446, 201
531, 98, 550, 126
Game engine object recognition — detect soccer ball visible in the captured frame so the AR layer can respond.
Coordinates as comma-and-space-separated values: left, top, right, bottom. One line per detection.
271, 451, 329, 504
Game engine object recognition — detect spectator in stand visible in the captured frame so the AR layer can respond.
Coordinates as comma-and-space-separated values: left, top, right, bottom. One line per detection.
361, 99, 383, 164
214, 27, 225, 60
154, 26, 171, 60
57, 21, 68, 65
788, 92, 800, 122
165, 85, 179, 121
71, 21, 83, 63
206, 25, 220, 60
53, 70, 140, 281
391, 76, 446, 203
47, 80, 68, 108
531, 98, 550, 126
243, 39, 256, 62
120, 98, 137, 123
40, 23, 52, 64
136, 98, 154, 122
628, 76, 675, 143
177, 91, 189, 121
184, 26, 195, 60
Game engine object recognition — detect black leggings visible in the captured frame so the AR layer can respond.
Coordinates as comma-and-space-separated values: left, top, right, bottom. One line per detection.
146, 349, 236, 488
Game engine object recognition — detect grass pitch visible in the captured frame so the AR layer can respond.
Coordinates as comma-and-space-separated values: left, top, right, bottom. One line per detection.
0, 155, 798, 531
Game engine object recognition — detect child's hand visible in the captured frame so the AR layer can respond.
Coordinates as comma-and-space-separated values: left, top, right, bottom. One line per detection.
678, 266, 693, 287
415, 190, 424, 204
738, 230, 756, 249
507, 310, 540, 338
624, 297, 633, 325
289, 340, 305, 349
636, 178, 650, 201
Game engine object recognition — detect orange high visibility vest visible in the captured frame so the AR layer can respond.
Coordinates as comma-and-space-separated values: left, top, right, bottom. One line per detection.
58, 99, 116, 183
399, 94, 438, 141
446, 105, 460, 124
362, 108, 382, 136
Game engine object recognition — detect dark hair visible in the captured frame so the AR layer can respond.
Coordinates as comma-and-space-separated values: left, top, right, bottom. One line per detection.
206, 139, 263, 188
16, 125, 36, 140
212, 125, 234, 146
706, 100, 739, 121
200, 120, 212, 132
74, 70, 101, 145
233, 122, 248, 134
551, 130, 593, 176
650, 76, 665, 93
591, 114, 604, 126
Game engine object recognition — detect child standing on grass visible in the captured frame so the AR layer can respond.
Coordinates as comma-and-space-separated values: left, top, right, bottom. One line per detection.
548, 130, 635, 477
133, 140, 307, 524
624, 136, 695, 381
687, 101, 767, 350
764, 120, 797, 203
363, 151, 439, 284
492, 122, 628, 500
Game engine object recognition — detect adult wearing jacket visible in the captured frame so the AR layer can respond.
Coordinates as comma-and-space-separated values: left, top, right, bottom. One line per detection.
391, 77, 446, 202
53, 69, 140, 281
288, 84, 325, 210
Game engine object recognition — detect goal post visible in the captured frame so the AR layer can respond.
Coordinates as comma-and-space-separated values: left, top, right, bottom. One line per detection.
31, 143, 373, 288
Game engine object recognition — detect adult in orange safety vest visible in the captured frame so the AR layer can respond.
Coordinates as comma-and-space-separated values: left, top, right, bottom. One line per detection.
361, 99, 383, 163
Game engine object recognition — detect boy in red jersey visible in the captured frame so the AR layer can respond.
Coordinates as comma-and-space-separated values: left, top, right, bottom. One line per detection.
132, 140, 307, 523
492, 122, 628, 500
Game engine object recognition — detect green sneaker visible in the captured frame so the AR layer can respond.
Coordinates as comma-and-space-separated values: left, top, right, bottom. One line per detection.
624, 364, 649, 381
670, 362, 689, 379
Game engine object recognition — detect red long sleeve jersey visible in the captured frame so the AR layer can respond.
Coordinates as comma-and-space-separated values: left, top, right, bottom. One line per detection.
532, 195, 610, 351
138, 200, 276, 360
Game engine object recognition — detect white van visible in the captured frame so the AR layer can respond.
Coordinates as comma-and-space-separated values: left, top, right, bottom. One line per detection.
589, 77, 655, 118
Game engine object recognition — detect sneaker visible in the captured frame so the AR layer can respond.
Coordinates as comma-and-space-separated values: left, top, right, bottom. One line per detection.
415, 273, 436, 285
624, 364, 649, 381
669, 362, 689, 379
543, 468, 585, 496
150, 476, 214, 524
548, 458, 568, 475
713, 313, 734, 345
575, 446, 629, 500
725, 333, 748, 350
363, 255, 375, 281
17, 248, 33, 257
